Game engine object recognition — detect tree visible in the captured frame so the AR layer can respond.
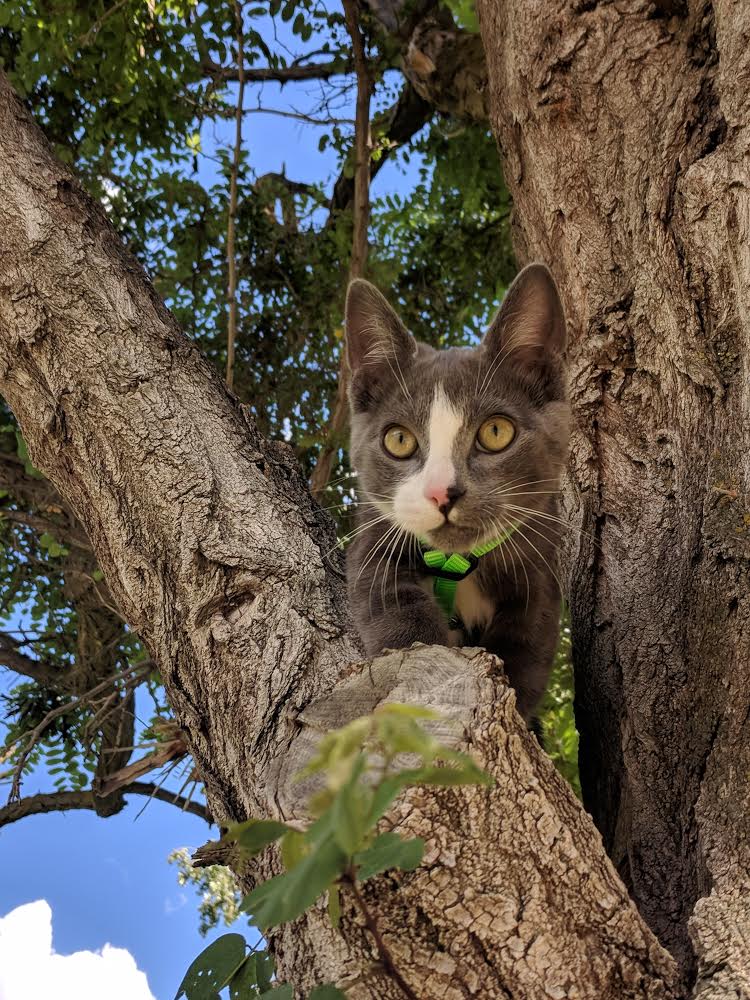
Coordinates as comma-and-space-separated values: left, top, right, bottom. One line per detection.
0, 0, 746, 997
476, 0, 750, 990
0, 0, 515, 837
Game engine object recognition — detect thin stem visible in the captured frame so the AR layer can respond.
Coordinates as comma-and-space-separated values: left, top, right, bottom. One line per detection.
344, 872, 419, 1000
309, 0, 372, 498
225, 0, 246, 391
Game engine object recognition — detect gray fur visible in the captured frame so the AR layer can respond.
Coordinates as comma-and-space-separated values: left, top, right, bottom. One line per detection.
344, 264, 570, 721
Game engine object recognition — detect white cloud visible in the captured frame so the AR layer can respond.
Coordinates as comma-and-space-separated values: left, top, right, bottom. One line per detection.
0, 901, 155, 1000
164, 892, 188, 916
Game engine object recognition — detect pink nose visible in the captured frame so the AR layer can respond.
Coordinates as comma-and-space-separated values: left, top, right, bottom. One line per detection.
425, 484, 450, 508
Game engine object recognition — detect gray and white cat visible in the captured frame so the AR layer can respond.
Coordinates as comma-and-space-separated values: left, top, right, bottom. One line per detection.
345, 263, 570, 721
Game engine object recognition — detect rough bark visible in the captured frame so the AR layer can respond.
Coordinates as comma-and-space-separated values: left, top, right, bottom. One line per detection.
477, 0, 750, 990
0, 70, 685, 997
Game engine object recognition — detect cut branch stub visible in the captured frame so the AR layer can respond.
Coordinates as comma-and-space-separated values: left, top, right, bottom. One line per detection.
269, 645, 682, 999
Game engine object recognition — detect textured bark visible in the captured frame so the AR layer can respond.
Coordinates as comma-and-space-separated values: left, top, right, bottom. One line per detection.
0, 70, 685, 996
477, 0, 750, 990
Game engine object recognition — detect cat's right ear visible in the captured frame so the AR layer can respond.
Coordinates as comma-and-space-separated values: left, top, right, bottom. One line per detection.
482, 263, 567, 368
345, 279, 416, 409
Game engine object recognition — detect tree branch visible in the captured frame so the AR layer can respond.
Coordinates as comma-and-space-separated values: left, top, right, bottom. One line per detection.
328, 83, 432, 218
0, 631, 71, 689
0, 783, 211, 828
225, 0, 246, 391
201, 56, 352, 84
309, 0, 372, 498
97, 735, 188, 797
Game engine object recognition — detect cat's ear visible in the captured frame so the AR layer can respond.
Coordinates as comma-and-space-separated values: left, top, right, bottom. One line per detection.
482, 263, 566, 368
345, 279, 416, 406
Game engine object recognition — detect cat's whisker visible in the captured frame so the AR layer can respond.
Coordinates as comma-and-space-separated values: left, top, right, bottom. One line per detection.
318, 499, 381, 513
395, 529, 411, 612
320, 470, 359, 492
369, 524, 403, 616
356, 521, 401, 586
488, 477, 562, 496
511, 520, 565, 599
360, 533, 399, 609
503, 503, 597, 543
493, 512, 530, 612
391, 528, 409, 613
326, 512, 393, 558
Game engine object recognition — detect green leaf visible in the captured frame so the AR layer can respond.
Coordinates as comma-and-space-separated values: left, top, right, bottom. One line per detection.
228, 954, 258, 999
375, 713, 437, 758
174, 933, 246, 1000
365, 774, 409, 829
280, 828, 308, 870
327, 885, 341, 929
354, 832, 424, 882
375, 703, 440, 720
227, 819, 293, 857
242, 836, 346, 929
309, 987, 347, 999
300, 718, 371, 783
255, 951, 274, 993
411, 762, 493, 787
330, 759, 368, 855
259, 987, 293, 999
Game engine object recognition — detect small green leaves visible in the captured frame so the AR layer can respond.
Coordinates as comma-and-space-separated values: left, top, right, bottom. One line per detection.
243, 835, 347, 930
174, 933, 247, 1000
194, 705, 490, 995
354, 833, 424, 883
227, 819, 295, 857
38, 532, 69, 558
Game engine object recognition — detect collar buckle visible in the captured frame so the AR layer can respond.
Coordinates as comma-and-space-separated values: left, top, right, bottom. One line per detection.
419, 552, 479, 582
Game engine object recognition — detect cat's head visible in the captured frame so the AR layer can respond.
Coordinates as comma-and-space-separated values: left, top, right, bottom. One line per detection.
345, 264, 570, 555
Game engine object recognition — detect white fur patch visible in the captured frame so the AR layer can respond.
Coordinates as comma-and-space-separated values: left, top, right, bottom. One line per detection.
454, 575, 495, 631
392, 384, 464, 535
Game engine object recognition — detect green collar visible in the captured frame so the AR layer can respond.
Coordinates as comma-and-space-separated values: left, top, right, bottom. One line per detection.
419, 524, 520, 628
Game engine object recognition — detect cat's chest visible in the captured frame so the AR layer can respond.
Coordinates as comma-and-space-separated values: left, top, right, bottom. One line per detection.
454, 575, 496, 632
420, 573, 496, 634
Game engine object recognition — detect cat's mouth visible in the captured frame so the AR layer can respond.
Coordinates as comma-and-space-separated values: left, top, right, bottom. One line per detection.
421, 520, 489, 554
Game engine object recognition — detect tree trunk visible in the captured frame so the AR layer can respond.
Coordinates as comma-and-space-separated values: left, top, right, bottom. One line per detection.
476, 0, 750, 990
0, 27, 741, 993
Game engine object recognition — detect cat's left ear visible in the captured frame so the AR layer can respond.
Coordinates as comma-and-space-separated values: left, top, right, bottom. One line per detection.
345, 279, 417, 408
482, 263, 567, 367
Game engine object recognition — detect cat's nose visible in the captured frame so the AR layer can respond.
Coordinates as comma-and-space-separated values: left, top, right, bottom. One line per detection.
426, 484, 465, 515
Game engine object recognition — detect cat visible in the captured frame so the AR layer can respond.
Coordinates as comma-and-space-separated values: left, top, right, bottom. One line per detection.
344, 263, 570, 722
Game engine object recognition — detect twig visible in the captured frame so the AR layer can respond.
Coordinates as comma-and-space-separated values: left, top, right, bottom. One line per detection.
343, 871, 419, 1000
5, 661, 150, 803
244, 105, 355, 126
0, 782, 211, 829
225, 0, 246, 391
201, 56, 352, 84
0, 510, 91, 550
309, 0, 372, 498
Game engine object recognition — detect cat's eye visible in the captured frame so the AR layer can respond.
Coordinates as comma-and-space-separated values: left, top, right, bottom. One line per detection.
383, 425, 418, 459
476, 416, 515, 453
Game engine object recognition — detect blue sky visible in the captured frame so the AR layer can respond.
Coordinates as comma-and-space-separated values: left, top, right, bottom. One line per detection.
0, 13, 427, 1000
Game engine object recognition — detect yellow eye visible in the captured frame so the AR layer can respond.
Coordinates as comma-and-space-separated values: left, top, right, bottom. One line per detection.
476, 416, 515, 452
383, 425, 418, 459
